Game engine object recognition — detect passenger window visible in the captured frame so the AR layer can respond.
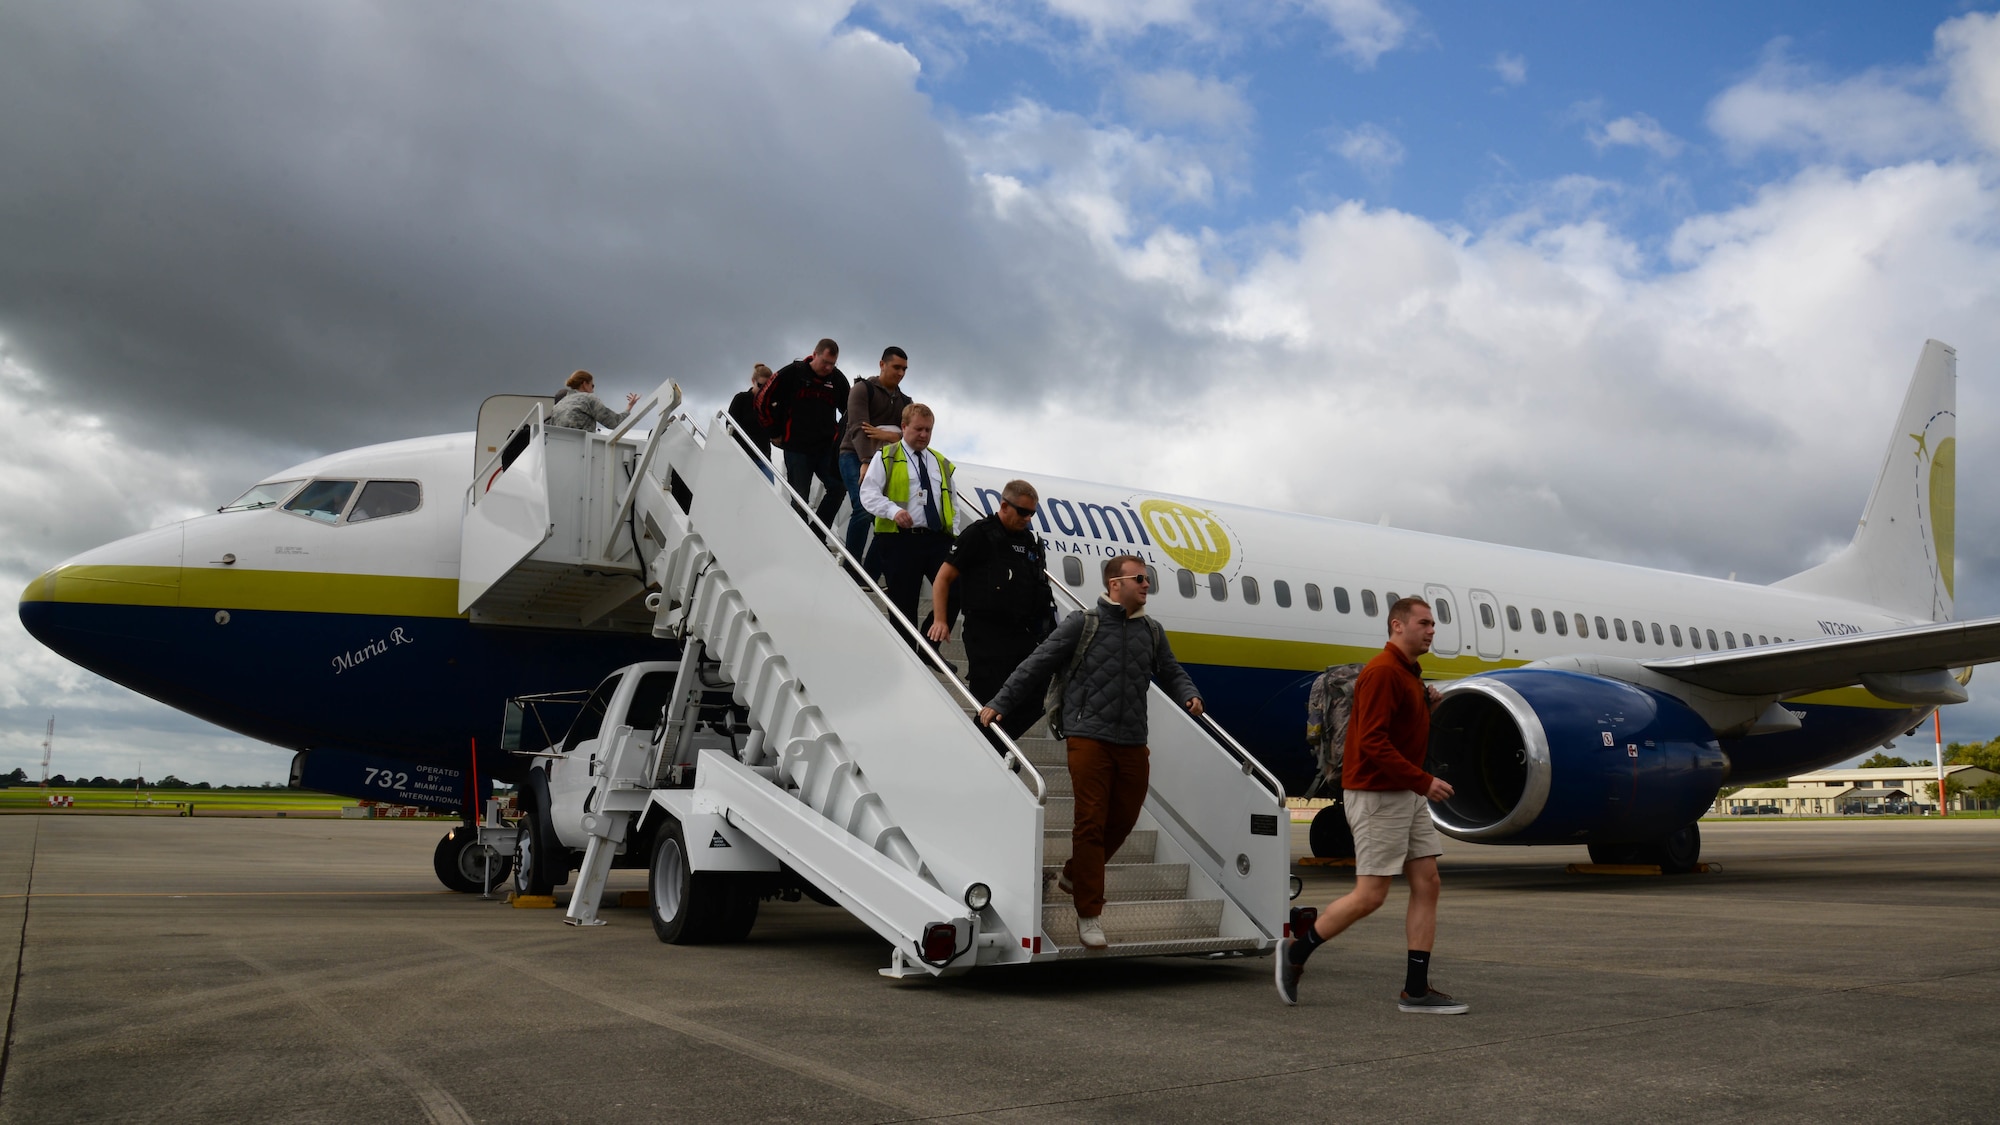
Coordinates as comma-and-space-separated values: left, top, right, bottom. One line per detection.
1334, 587, 1351, 614
1670, 625, 1683, 646
347, 480, 422, 523
1759, 634, 1769, 645
1613, 618, 1627, 641
1595, 616, 1609, 639
1707, 629, 1720, 650
1532, 608, 1546, 634
1146, 565, 1159, 590
1063, 556, 1083, 586
1209, 572, 1228, 602
1177, 568, 1196, 598
623, 671, 677, 730
1305, 583, 1323, 611
1553, 611, 1568, 636
1725, 631, 1736, 649
1273, 579, 1292, 608
1574, 613, 1588, 638
284, 479, 358, 523
1385, 591, 1400, 606
1630, 619, 1643, 642
1479, 603, 1495, 629
1435, 598, 1451, 624
1690, 628, 1703, 649
1361, 589, 1378, 616
562, 675, 623, 752
1241, 576, 1260, 605
1651, 623, 1665, 645
1506, 606, 1521, 631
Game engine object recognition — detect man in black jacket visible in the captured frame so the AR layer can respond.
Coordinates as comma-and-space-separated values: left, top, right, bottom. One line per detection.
927, 479, 1055, 738
760, 339, 850, 526
980, 554, 1203, 950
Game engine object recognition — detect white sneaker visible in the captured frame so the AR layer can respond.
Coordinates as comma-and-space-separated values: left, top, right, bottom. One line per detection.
1077, 915, 1108, 949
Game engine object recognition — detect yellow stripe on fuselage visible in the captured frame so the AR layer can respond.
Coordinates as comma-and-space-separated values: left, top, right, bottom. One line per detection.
1163, 628, 1916, 710
24, 564, 463, 619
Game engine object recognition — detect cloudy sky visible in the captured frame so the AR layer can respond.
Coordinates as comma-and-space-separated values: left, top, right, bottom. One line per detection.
6, 0, 2000, 783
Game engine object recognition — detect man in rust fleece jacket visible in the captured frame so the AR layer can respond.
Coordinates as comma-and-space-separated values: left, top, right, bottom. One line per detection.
1276, 595, 1469, 1014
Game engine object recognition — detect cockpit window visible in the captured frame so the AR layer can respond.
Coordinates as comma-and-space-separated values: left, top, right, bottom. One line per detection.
220, 479, 304, 512
284, 480, 359, 523
347, 480, 423, 523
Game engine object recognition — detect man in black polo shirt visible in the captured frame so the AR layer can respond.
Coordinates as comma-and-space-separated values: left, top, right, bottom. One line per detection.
927, 479, 1057, 738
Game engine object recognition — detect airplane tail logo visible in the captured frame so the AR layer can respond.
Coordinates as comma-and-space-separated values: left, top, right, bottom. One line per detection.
1777, 340, 1956, 621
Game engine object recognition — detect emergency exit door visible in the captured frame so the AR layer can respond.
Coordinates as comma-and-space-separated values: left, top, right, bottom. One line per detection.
1423, 584, 1461, 656
1467, 589, 1504, 661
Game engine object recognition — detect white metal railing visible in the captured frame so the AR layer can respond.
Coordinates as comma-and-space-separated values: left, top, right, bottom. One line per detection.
711, 411, 1048, 802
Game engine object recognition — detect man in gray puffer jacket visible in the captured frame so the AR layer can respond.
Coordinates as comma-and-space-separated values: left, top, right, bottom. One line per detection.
981, 553, 1203, 949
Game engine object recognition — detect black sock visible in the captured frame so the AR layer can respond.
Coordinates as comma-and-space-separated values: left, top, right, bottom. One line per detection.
1289, 912, 1325, 966
1405, 950, 1431, 997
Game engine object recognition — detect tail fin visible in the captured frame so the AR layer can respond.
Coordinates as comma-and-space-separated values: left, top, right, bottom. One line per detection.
1774, 340, 1956, 621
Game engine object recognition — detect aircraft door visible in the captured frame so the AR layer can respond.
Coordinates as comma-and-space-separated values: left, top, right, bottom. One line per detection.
1423, 584, 1462, 656
1468, 589, 1504, 661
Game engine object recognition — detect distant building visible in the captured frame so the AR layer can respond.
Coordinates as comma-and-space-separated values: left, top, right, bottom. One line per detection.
1714, 764, 1999, 816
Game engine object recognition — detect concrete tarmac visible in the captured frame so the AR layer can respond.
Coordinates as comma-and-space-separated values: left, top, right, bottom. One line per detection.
2, 815, 1997, 1124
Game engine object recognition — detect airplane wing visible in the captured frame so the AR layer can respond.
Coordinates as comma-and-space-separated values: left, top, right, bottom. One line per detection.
1642, 615, 2000, 702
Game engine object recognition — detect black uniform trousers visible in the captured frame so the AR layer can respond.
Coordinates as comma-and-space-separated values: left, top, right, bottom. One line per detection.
965, 613, 1050, 739
870, 528, 953, 631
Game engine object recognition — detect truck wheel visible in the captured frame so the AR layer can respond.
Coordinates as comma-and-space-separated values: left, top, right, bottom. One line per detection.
513, 770, 563, 896
712, 877, 761, 943
433, 826, 513, 894
650, 818, 719, 943
1308, 802, 1354, 859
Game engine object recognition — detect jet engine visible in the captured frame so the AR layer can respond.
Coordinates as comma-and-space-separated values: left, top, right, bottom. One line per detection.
1426, 669, 1728, 850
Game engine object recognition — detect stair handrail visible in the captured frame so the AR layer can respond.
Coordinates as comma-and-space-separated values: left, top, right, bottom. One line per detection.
468, 400, 550, 509
706, 410, 1047, 804
595, 378, 685, 561
1039, 561, 1286, 801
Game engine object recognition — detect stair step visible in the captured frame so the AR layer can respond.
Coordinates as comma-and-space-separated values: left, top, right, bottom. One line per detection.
1045, 935, 1265, 962
1041, 898, 1224, 946
1042, 862, 1189, 903
1043, 830, 1156, 864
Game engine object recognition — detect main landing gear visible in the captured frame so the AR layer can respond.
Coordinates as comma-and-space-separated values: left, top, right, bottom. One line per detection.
1308, 801, 1355, 860
1588, 822, 1702, 875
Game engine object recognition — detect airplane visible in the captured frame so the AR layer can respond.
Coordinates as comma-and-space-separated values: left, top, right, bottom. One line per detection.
19, 339, 2000, 886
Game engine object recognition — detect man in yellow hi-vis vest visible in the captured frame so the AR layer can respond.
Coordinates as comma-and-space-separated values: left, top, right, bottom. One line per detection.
859, 403, 956, 629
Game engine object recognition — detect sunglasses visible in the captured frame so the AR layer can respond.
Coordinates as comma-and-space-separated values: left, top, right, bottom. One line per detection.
1003, 501, 1038, 517
1110, 573, 1150, 585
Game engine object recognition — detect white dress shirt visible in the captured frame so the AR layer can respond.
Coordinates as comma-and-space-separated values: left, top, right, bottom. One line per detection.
859, 442, 947, 530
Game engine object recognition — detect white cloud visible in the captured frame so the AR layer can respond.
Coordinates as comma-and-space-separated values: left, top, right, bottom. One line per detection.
1336, 122, 1406, 174
1121, 69, 1253, 134
1707, 46, 1955, 163
1588, 112, 1685, 158
1492, 52, 1527, 87
1040, 0, 1204, 37
1939, 11, 2000, 154
1297, 0, 1414, 68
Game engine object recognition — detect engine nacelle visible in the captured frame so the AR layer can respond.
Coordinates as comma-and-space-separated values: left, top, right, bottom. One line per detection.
1427, 669, 1729, 845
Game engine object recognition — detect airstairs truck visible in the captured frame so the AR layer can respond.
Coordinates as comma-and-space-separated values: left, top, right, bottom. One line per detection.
461, 383, 1290, 977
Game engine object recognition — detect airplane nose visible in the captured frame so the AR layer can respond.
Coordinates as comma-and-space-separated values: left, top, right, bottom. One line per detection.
17, 523, 186, 671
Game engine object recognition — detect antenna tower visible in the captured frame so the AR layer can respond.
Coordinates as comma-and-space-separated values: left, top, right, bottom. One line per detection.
41, 716, 54, 788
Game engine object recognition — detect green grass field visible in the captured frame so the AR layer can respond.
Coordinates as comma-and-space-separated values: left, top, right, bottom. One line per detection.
0, 787, 355, 813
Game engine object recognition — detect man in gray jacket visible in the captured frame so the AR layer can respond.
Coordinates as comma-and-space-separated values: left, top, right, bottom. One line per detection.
980, 554, 1203, 949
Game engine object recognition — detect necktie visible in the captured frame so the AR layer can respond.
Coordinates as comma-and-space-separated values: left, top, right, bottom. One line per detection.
916, 450, 942, 531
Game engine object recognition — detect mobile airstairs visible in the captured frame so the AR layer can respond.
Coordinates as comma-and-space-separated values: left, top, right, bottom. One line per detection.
460, 383, 1290, 977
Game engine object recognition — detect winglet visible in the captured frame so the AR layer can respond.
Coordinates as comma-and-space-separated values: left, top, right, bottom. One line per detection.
1774, 340, 1956, 621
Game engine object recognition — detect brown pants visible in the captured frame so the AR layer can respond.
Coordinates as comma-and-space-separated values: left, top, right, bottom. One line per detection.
1062, 736, 1149, 918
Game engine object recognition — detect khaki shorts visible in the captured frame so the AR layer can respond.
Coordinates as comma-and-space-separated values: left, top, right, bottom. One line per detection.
1344, 788, 1444, 877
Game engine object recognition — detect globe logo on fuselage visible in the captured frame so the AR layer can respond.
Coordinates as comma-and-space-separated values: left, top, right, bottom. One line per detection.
1139, 499, 1232, 573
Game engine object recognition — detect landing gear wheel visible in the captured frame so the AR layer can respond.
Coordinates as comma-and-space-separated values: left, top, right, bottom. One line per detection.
648, 818, 761, 944
1588, 823, 1701, 874
1309, 802, 1354, 859
433, 826, 513, 894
